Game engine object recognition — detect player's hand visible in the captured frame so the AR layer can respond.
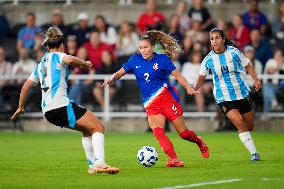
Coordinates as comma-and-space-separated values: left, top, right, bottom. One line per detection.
101, 79, 112, 88
11, 108, 25, 120
85, 61, 93, 69
254, 79, 262, 92
186, 88, 199, 96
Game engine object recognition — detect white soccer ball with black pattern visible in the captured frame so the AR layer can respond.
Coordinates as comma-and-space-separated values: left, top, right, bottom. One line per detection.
137, 146, 158, 167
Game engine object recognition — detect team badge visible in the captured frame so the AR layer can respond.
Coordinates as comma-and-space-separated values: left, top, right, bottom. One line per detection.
222, 106, 227, 113
153, 63, 158, 70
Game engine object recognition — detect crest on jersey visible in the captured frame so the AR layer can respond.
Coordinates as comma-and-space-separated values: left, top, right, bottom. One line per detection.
153, 63, 158, 70
222, 106, 227, 113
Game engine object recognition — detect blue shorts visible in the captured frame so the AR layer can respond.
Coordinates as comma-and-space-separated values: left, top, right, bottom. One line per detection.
44, 102, 87, 128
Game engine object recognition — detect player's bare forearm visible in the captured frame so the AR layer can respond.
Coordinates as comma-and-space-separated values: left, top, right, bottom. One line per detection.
194, 75, 206, 91
245, 63, 259, 81
111, 68, 126, 82
63, 56, 92, 69
18, 80, 34, 109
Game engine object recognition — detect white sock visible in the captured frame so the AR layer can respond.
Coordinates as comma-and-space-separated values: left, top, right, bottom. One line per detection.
82, 136, 94, 168
239, 131, 257, 155
92, 132, 106, 166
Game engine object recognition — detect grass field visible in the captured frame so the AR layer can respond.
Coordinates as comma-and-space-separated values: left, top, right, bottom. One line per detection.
0, 132, 283, 189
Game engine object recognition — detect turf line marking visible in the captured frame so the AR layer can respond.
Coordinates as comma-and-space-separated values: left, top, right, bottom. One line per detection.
154, 178, 242, 189
261, 178, 284, 181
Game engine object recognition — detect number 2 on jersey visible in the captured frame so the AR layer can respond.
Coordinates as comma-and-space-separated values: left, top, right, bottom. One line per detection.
144, 73, 150, 82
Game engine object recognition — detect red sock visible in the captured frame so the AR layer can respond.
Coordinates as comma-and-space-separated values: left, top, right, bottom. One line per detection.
179, 129, 202, 146
153, 127, 177, 159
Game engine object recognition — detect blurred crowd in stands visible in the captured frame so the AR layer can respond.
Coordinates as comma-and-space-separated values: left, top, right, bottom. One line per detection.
0, 0, 284, 116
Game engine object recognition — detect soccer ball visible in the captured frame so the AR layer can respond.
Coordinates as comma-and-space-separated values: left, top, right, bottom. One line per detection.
137, 146, 158, 167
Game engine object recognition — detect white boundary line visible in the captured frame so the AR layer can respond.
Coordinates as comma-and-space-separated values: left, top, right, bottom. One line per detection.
154, 178, 284, 189
153, 178, 242, 189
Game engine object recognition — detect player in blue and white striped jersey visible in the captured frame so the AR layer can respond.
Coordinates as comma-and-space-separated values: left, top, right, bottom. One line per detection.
194, 28, 262, 161
11, 26, 119, 174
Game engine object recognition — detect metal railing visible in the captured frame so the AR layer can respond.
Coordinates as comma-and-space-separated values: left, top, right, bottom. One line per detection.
1, 74, 284, 122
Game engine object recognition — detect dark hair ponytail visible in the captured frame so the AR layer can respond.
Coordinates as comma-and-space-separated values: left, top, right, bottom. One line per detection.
210, 28, 239, 50
139, 30, 181, 59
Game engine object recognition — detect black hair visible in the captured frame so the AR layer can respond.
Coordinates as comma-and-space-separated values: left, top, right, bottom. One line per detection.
210, 28, 239, 49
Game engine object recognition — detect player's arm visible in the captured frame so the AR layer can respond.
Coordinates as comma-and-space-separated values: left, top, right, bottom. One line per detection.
245, 62, 262, 91
63, 55, 93, 69
171, 69, 198, 96
101, 68, 126, 88
194, 74, 206, 91
11, 79, 36, 120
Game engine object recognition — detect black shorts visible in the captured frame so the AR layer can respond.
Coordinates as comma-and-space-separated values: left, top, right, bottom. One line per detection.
217, 97, 253, 115
44, 102, 87, 128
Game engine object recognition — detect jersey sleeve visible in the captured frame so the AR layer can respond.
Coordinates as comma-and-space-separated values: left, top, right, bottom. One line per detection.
235, 48, 250, 67
59, 52, 68, 65
160, 55, 176, 74
122, 54, 135, 73
28, 65, 40, 84
199, 59, 209, 76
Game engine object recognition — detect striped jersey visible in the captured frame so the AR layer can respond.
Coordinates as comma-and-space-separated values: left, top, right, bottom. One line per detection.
200, 45, 250, 103
123, 53, 179, 108
28, 52, 70, 113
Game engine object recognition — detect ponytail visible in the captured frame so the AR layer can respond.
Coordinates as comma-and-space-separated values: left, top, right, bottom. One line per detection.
140, 30, 181, 59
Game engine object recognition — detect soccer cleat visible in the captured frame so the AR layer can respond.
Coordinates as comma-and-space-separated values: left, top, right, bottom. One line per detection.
166, 158, 184, 167
197, 136, 209, 158
251, 153, 260, 161
88, 164, 119, 174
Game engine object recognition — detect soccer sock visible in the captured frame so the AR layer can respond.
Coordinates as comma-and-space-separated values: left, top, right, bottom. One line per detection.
153, 127, 177, 159
91, 132, 106, 165
82, 136, 95, 168
239, 131, 257, 155
179, 129, 202, 146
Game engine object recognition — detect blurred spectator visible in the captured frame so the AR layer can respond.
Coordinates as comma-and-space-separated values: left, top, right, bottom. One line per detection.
69, 47, 92, 105
35, 46, 46, 63
17, 12, 41, 51
216, 18, 229, 36
179, 34, 194, 64
83, 30, 115, 71
166, 14, 183, 43
65, 35, 78, 56
94, 15, 118, 47
116, 20, 139, 70
272, 0, 284, 50
175, 1, 191, 34
249, 29, 273, 68
181, 50, 212, 111
186, 20, 207, 44
263, 49, 284, 112
242, 0, 269, 35
12, 48, 36, 85
41, 9, 66, 34
116, 21, 139, 57
136, 0, 165, 35
0, 12, 10, 41
33, 32, 44, 53
92, 50, 116, 110
0, 47, 13, 88
228, 14, 251, 50
188, 0, 213, 31
69, 12, 92, 47
243, 45, 262, 86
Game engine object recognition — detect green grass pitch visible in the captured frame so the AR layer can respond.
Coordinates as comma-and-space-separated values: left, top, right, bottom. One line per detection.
0, 132, 283, 189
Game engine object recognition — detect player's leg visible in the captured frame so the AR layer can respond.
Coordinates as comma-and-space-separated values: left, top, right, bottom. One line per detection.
171, 115, 209, 158
148, 114, 183, 167
225, 109, 259, 161
242, 110, 255, 131
75, 110, 119, 173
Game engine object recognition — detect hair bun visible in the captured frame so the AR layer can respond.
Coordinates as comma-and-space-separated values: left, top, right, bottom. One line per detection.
46, 27, 63, 40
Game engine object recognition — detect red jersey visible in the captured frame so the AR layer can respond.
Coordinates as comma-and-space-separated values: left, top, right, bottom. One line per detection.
136, 12, 165, 34
83, 42, 114, 70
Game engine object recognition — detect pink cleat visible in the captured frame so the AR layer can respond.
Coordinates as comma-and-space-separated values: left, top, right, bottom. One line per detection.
166, 158, 185, 167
